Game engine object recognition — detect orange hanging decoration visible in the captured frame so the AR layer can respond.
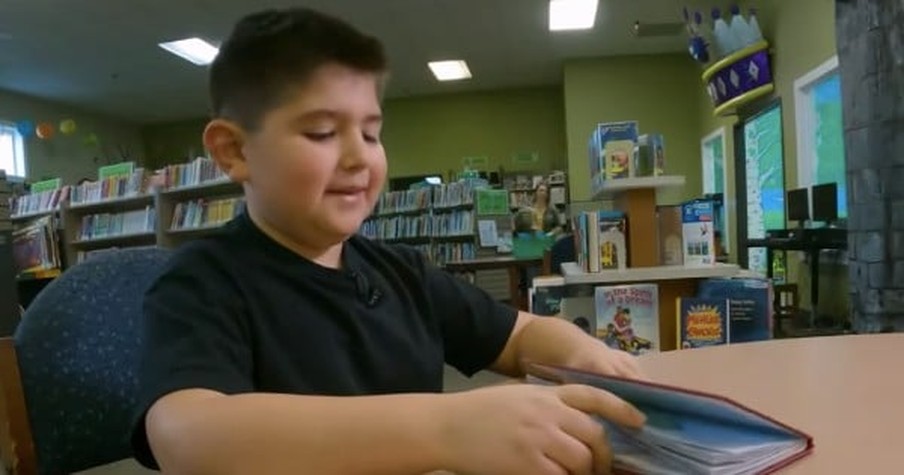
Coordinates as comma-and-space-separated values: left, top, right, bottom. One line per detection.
36, 122, 55, 140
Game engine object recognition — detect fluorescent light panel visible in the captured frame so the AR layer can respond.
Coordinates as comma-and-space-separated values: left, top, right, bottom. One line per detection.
428, 60, 472, 81
549, 0, 598, 31
159, 37, 219, 66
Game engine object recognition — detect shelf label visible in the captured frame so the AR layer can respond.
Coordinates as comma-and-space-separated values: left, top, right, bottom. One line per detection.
512, 151, 539, 164
31, 178, 61, 193
98, 162, 135, 180
462, 156, 489, 168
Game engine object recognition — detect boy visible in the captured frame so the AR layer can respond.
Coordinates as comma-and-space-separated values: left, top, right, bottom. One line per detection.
132, 7, 647, 475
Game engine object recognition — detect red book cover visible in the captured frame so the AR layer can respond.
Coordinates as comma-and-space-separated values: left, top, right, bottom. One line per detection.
528, 363, 813, 475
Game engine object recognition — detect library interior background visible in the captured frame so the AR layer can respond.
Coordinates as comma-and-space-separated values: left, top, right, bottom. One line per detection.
0, 0, 901, 473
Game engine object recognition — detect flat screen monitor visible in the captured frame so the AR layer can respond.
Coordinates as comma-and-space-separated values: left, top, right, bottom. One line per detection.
812, 182, 839, 223
787, 188, 809, 223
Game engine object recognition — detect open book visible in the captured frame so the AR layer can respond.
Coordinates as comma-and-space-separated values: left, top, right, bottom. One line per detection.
528, 364, 813, 475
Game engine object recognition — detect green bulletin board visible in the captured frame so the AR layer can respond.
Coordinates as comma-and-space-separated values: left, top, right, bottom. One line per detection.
476, 189, 510, 216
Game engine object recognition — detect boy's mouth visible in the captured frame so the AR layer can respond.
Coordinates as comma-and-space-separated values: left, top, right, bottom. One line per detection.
326, 186, 367, 195
325, 186, 368, 204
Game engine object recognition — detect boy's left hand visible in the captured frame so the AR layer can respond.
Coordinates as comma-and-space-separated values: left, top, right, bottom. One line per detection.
564, 339, 647, 380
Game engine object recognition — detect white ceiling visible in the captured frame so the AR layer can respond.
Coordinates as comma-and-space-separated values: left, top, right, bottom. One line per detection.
0, 0, 692, 124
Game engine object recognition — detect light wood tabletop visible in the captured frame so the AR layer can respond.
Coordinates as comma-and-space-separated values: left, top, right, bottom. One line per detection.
637, 334, 904, 473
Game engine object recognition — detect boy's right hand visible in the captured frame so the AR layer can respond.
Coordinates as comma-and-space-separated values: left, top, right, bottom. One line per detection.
439, 384, 645, 475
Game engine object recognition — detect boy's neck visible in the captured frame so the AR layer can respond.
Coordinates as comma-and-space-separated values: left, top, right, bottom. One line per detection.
246, 208, 345, 269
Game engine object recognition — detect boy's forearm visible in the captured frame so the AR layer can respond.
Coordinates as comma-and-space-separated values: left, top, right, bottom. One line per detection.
493, 311, 594, 376
147, 390, 451, 475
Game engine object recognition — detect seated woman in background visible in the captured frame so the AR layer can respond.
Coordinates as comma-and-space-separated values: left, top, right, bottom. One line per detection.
526, 181, 563, 236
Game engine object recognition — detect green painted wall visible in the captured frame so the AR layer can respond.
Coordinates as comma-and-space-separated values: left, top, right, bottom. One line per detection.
141, 87, 567, 180
563, 54, 704, 206
142, 118, 207, 170
381, 87, 566, 179
0, 89, 144, 185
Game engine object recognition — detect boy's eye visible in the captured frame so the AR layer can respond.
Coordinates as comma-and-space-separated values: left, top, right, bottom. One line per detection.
304, 131, 335, 141
363, 133, 380, 144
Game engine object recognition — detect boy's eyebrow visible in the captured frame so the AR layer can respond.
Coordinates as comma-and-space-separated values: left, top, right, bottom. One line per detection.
293, 109, 383, 123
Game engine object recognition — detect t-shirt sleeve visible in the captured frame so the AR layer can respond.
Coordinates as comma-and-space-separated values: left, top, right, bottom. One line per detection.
396, 246, 518, 377
130, 244, 254, 469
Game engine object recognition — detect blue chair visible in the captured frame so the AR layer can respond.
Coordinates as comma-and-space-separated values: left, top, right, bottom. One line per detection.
0, 247, 171, 474
542, 233, 576, 275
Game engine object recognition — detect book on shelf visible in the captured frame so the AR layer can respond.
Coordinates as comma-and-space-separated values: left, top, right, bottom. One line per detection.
572, 210, 628, 273
682, 200, 716, 267
588, 121, 639, 181
698, 278, 772, 343
10, 186, 69, 217
432, 242, 476, 266
360, 214, 433, 241
634, 133, 667, 177
77, 206, 155, 241
529, 275, 566, 316
657, 205, 684, 266
432, 210, 473, 237
376, 188, 432, 214
11, 216, 61, 274
171, 197, 245, 230
433, 182, 475, 208
595, 284, 659, 355
160, 157, 227, 189
677, 297, 730, 349
70, 168, 150, 205
528, 364, 813, 475
559, 284, 599, 336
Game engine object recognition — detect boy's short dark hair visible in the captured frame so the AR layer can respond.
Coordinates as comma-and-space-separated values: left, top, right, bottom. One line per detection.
210, 8, 387, 130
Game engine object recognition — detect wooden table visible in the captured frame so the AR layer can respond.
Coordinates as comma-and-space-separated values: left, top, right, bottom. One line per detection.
638, 334, 904, 473
444, 256, 543, 311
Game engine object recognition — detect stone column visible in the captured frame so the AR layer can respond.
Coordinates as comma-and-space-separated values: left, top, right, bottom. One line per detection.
837, 0, 904, 332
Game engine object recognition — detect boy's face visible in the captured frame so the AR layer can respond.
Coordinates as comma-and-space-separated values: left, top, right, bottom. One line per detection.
237, 63, 387, 247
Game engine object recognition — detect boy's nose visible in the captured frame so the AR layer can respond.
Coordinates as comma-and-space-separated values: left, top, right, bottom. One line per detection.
339, 133, 368, 169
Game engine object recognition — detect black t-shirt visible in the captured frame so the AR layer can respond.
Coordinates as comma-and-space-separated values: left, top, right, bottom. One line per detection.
130, 211, 518, 468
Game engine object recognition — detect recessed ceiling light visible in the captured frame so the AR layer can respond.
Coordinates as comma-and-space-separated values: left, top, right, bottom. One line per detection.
159, 37, 219, 66
428, 60, 472, 81
549, 0, 599, 31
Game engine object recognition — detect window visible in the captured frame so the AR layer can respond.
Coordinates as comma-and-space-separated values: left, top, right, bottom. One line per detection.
701, 127, 729, 252
737, 101, 786, 276
0, 122, 26, 179
794, 56, 846, 219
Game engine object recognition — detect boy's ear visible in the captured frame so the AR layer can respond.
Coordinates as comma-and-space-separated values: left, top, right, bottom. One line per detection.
204, 119, 249, 183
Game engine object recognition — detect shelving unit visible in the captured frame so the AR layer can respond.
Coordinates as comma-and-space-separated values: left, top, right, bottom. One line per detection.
561, 262, 740, 285
61, 193, 156, 268
548, 166, 749, 351
590, 175, 687, 268
591, 175, 686, 200
361, 182, 478, 266
156, 180, 243, 248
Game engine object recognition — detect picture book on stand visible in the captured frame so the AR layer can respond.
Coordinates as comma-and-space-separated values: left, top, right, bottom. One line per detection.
527, 364, 814, 475
698, 278, 772, 343
595, 284, 659, 355
677, 297, 730, 349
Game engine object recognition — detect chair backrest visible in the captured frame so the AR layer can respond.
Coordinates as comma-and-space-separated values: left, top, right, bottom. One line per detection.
7, 247, 171, 474
548, 234, 575, 274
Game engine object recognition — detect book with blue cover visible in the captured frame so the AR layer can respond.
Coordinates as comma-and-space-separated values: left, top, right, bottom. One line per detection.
528, 364, 814, 475
698, 278, 772, 343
